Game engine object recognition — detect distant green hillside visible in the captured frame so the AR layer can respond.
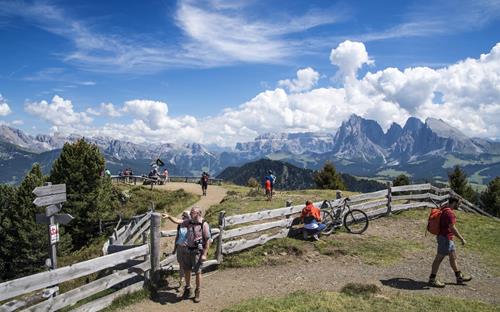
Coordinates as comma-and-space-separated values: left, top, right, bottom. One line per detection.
216, 158, 386, 192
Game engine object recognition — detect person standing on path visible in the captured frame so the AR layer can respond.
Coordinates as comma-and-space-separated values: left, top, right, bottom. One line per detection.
172, 211, 190, 290
428, 196, 472, 287
201, 172, 209, 196
162, 207, 211, 303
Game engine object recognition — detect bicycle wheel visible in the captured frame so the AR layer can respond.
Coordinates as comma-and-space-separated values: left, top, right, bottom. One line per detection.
320, 210, 335, 235
343, 209, 369, 234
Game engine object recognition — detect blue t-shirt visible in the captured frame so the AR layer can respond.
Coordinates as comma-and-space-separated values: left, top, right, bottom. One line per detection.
176, 226, 188, 246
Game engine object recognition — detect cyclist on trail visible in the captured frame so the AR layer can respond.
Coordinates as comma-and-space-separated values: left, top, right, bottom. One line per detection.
200, 172, 209, 196
301, 200, 326, 241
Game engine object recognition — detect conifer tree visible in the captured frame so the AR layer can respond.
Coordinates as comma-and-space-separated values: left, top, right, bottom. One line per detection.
50, 139, 116, 249
314, 161, 346, 190
2, 164, 48, 279
393, 174, 411, 187
448, 165, 476, 202
480, 176, 500, 217
0, 183, 16, 281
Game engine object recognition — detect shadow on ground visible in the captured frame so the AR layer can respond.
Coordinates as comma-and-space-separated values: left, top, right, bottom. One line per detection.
380, 277, 430, 290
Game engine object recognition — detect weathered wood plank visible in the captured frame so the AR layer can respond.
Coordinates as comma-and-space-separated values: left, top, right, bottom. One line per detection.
32, 184, 66, 197
391, 183, 431, 193
349, 190, 387, 203
127, 222, 150, 246
71, 280, 144, 312
27, 264, 145, 312
223, 218, 293, 240
391, 193, 431, 201
0, 245, 148, 302
32, 193, 67, 207
351, 199, 388, 211
224, 202, 323, 226
222, 228, 289, 254
124, 212, 151, 244
391, 202, 430, 212
160, 228, 220, 238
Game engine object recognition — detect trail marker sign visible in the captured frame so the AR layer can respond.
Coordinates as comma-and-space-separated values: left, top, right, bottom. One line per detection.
50, 224, 59, 244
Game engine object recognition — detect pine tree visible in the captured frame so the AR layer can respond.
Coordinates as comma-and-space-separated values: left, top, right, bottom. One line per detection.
314, 161, 346, 190
448, 165, 476, 202
2, 164, 49, 279
50, 139, 117, 249
480, 177, 500, 217
0, 183, 16, 281
393, 174, 411, 187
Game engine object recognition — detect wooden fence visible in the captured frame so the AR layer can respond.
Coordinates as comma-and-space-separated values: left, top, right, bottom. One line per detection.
217, 183, 495, 256
110, 175, 223, 186
1, 183, 495, 311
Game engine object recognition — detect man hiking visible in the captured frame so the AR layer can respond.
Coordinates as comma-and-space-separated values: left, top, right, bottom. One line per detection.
428, 196, 472, 287
301, 200, 326, 241
163, 207, 211, 303
200, 172, 209, 196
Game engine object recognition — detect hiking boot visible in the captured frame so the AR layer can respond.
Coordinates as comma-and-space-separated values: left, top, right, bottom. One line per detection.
312, 234, 320, 241
194, 288, 201, 303
428, 277, 445, 288
182, 286, 192, 299
456, 273, 472, 285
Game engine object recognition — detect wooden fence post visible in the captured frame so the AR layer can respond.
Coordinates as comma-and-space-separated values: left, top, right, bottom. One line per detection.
216, 211, 226, 264
386, 181, 392, 215
150, 213, 161, 286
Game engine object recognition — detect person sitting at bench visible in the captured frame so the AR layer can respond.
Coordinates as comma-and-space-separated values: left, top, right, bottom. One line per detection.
301, 200, 326, 241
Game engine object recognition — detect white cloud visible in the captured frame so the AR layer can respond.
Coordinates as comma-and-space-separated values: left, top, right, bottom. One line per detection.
11, 120, 24, 126
330, 40, 373, 81
278, 67, 320, 93
0, 94, 12, 116
25, 95, 92, 128
100, 103, 121, 117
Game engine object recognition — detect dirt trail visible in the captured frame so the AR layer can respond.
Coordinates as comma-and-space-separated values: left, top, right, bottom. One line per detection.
124, 187, 500, 312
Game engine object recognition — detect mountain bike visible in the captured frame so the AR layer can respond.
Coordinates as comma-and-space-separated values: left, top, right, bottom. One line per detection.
319, 197, 369, 234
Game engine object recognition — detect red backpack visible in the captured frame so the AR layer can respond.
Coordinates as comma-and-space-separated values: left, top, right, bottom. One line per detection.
427, 207, 450, 235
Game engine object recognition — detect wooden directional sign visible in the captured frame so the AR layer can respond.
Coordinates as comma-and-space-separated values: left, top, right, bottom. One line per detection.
46, 204, 60, 217
36, 213, 74, 225
33, 193, 67, 207
33, 184, 66, 197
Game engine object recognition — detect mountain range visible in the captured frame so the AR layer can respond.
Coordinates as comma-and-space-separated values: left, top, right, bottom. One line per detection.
1, 114, 499, 185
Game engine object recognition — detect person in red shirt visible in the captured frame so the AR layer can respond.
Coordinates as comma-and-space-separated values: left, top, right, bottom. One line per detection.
301, 200, 326, 241
429, 197, 472, 287
265, 179, 272, 201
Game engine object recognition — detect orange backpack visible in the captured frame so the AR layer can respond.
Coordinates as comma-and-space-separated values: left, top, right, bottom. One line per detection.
427, 207, 451, 235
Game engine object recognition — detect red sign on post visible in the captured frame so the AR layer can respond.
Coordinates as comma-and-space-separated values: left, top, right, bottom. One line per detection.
50, 224, 59, 244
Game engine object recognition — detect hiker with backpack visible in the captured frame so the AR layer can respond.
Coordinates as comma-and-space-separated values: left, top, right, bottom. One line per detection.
162, 207, 211, 303
200, 172, 209, 196
427, 196, 472, 287
172, 211, 190, 290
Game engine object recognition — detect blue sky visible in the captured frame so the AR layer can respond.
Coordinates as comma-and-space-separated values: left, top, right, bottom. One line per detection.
0, 0, 499, 146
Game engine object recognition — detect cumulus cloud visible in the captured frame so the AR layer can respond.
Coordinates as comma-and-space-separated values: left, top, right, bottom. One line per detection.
330, 40, 373, 80
16, 41, 500, 145
0, 94, 12, 116
25, 95, 92, 127
278, 67, 320, 92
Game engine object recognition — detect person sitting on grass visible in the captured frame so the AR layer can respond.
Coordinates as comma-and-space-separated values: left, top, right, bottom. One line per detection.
301, 200, 326, 241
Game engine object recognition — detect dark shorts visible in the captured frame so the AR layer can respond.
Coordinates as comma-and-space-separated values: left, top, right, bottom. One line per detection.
180, 248, 203, 273
176, 245, 187, 273
437, 235, 455, 255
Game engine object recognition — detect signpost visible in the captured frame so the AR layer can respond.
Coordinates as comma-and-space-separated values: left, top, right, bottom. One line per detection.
33, 182, 69, 271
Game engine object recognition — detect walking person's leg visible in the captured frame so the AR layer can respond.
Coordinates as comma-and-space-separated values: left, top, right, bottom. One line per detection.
193, 253, 203, 303
449, 248, 472, 284
429, 235, 448, 287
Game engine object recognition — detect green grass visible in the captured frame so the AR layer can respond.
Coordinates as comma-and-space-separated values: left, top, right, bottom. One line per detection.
101, 289, 150, 311
314, 234, 424, 266
393, 209, 500, 275
221, 238, 308, 268
205, 183, 356, 225
115, 185, 200, 217
222, 289, 500, 312
376, 169, 411, 178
